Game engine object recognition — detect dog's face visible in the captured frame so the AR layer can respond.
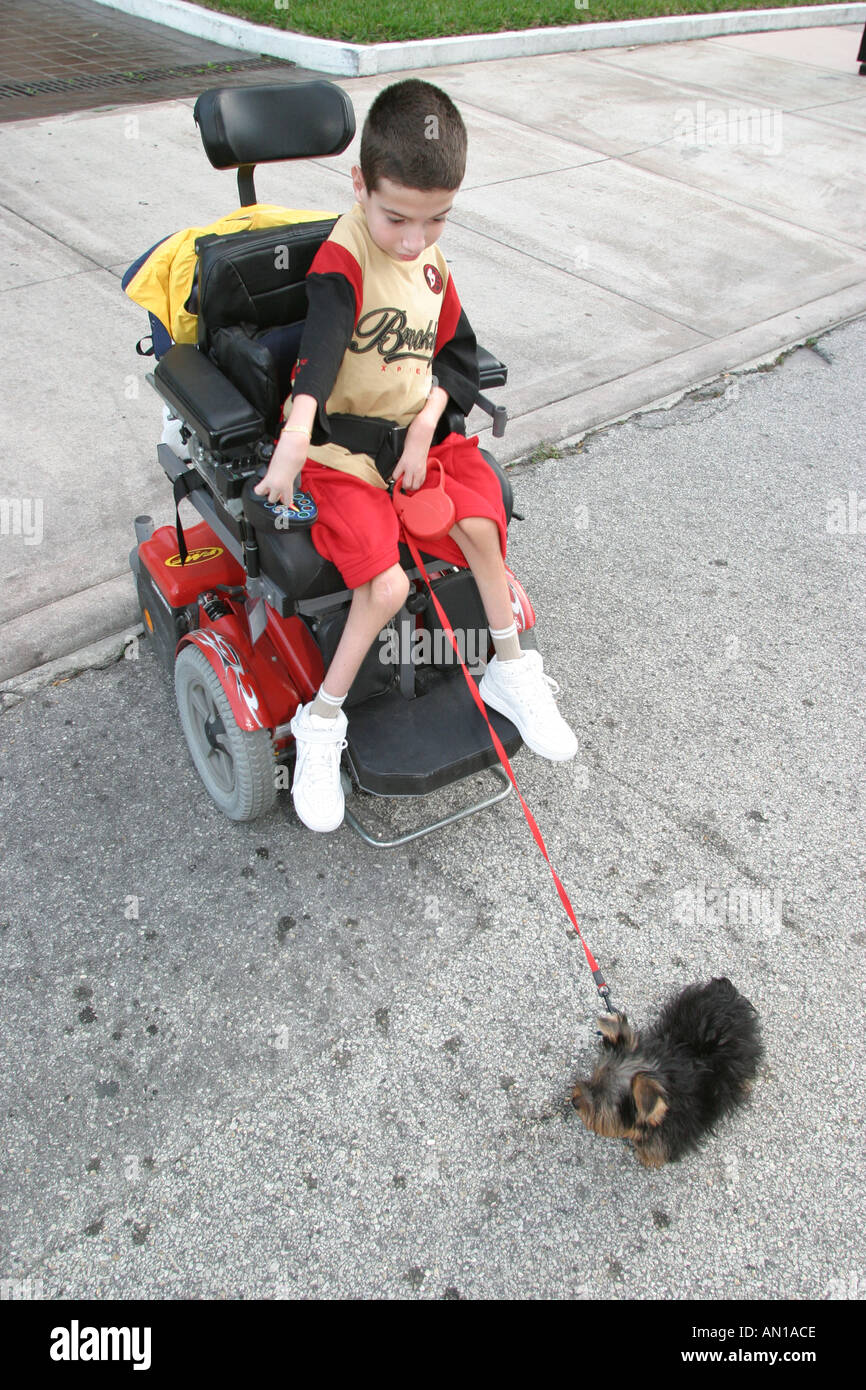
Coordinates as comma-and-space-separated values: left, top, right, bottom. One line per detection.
571, 1013, 669, 1146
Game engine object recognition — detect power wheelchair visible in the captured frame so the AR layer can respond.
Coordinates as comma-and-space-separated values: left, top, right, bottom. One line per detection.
126, 81, 536, 846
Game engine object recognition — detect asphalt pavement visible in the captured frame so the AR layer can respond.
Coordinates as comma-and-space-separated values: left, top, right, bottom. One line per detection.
1, 315, 863, 1300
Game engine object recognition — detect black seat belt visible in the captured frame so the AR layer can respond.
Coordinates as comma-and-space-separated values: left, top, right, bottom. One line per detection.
172, 469, 209, 565
320, 413, 410, 481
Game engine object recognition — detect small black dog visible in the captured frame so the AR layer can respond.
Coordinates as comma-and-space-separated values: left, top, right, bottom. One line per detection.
571, 977, 762, 1167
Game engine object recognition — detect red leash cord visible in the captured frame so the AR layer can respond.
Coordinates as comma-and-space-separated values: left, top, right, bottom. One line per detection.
401, 527, 616, 1016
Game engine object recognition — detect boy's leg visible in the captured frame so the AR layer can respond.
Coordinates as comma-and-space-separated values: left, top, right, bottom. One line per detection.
313, 564, 410, 709
449, 516, 521, 656
450, 516, 578, 762
291, 563, 410, 832
289, 463, 408, 830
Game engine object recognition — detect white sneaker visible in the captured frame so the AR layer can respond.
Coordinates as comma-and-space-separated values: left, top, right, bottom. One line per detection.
289, 702, 348, 832
479, 650, 578, 761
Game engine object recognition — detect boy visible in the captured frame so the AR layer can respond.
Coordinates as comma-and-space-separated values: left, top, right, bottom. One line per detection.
254, 79, 576, 832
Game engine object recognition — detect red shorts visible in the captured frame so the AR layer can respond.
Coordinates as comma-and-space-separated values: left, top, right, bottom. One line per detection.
300, 432, 507, 589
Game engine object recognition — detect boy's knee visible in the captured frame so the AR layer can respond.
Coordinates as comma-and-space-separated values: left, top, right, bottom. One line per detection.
455, 516, 497, 548
370, 564, 410, 615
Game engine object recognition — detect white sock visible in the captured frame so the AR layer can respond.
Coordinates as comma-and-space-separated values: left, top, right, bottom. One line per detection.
490, 622, 523, 663
310, 685, 347, 721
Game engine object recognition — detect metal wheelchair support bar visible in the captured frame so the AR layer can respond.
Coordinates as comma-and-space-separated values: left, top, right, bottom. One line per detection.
396, 605, 415, 698
342, 766, 511, 849
295, 562, 453, 620
475, 392, 507, 438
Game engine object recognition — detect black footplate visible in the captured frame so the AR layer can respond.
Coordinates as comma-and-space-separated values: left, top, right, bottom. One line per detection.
344, 666, 521, 796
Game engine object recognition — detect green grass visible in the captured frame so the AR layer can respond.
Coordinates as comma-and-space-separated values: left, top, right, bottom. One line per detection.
188, 0, 845, 46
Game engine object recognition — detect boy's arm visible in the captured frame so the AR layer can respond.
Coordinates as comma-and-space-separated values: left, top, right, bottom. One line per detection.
430, 274, 480, 420
406, 382, 450, 445
257, 267, 354, 503
397, 274, 479, 487
283, 271, 357, 442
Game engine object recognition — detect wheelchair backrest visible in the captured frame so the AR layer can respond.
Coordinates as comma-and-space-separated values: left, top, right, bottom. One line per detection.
194, 217, 338, 432
187, 80, 357, 431
194, 218, 337, 345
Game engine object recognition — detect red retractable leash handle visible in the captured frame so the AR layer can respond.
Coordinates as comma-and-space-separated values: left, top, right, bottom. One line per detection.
392, 458, 455, 541
399, 522, 617, 1017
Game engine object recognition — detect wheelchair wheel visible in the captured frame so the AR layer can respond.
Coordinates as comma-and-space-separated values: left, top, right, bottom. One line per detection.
174, 644, 276, 821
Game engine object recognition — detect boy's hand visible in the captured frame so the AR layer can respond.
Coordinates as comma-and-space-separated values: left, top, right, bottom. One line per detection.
392, 423, 433, 492
253, 429, 309, 505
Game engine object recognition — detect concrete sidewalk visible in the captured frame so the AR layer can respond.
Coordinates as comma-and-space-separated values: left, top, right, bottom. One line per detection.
1, 18, 865, 683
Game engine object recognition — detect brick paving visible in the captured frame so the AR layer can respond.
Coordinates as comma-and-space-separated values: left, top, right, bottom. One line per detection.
0, 0, 311, 123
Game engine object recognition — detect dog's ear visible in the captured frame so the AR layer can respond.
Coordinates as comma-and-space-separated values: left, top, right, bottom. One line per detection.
632, 1073, 668, 1127
597, 1013, 636, 1049
571, 1082, 589, 1113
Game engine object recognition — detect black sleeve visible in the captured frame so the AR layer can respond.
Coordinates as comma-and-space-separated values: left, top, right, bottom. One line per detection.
431, 306, 480, 419
286, 272, 356, 443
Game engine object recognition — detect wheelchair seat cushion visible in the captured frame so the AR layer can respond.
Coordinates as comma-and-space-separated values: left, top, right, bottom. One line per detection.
246, 436, 513, 606
254, 525, 449, 609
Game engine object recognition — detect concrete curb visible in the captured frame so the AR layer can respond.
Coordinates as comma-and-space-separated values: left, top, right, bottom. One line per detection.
501, 284, 866, 461
0, 572, 141, 687
0, 625, 143, 708
89, 1, 866, 76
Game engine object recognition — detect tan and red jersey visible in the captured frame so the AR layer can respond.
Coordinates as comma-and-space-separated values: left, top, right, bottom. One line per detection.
287, 200, 479, 489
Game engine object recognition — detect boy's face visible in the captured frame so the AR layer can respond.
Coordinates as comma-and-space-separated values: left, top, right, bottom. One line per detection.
351, 167, 455, 263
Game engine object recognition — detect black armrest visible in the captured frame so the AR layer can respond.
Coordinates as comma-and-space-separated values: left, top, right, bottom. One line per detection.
433, 344, 507, 444
477, 344, 507, 390
152, 343, 266, 454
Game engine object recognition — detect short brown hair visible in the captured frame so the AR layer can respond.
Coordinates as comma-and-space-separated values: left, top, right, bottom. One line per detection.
359, 79, 467, 193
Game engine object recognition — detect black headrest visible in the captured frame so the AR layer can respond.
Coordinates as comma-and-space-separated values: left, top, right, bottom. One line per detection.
194, 81, 356, 169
